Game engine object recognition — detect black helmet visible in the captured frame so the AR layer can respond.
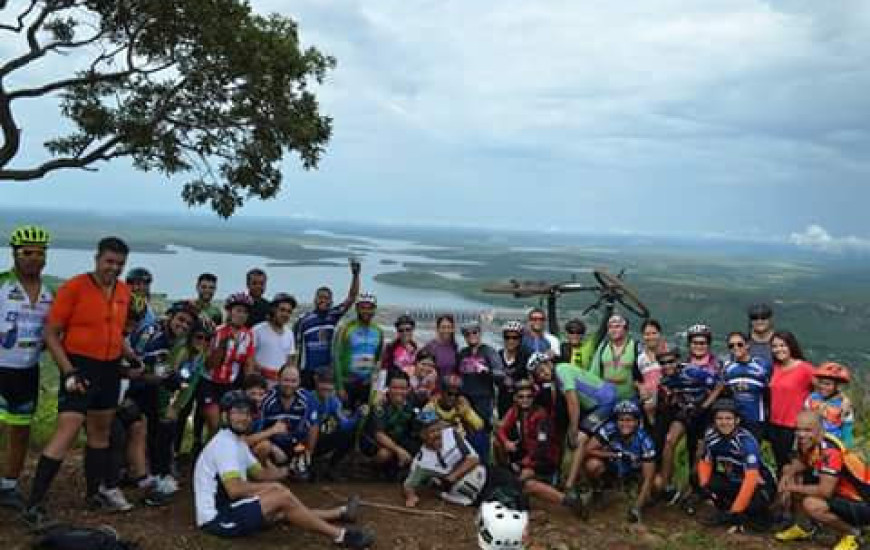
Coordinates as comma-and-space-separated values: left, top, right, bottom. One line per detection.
270, 292, 298, 309
395, 314, 415, 329
166, 300, 199, 319
565, 318, 586, 335
747, 303, 773, 320
125, 267, 152, 284
710, 398, 738, 415
220, 390, 255, 413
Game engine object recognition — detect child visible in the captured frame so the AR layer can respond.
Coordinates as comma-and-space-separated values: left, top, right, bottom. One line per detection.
804, 362, 854, 447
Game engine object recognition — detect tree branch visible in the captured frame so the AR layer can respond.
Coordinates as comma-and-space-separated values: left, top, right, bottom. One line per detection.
0, 0, 38, 33
0, 134, 123, 180
0, 86, 21, 167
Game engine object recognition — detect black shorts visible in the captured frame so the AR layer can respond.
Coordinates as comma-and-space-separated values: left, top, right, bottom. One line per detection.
0, 366, 39, 425
197, 379, 234, 409
828, 497, 870, 527
201, 497, 264, 537
57, 355, 121, 414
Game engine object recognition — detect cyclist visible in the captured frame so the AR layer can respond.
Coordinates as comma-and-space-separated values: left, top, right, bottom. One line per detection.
361, 371, 419, 479
685, 323, 721, 374
294, 259, 361, 389
584, 400, 657, 523
308, 371, 363, 479
521, 308, 559, 356
589, 314, 640, 401
424, 375, 484, 438
193, 273, 222, 327
193, 391, 374, 547
170, 319, 214, 459
558, 318, 586, 367
722, 331, 769, 441
333, 292, 384, 410
259, 365, 319, 480
252, 293, 298, 385
24, 237, 137, 527
200, 292, 256, 438
776, 410, 869, 550
497, 320, 529, 417
0, 226, 54, 511
421, 313, 459, 378
804, 362, 854, 446
125, 267, 156, 333
746, 303, 774, 365
527, 353, 568, 444
696, 398, 776, 531
457, 320, 504, 462
245, 268, 270, 328
381, 313, 418, 378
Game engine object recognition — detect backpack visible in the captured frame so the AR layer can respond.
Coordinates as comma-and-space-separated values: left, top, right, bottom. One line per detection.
32, 524, 139, 550
825, 434, 870, 502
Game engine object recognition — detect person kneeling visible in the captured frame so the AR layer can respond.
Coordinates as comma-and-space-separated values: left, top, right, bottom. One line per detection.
584, 400, 657, 523
404, 410, 486, 508
696, 399, 775, 532
193, 390, 374, 548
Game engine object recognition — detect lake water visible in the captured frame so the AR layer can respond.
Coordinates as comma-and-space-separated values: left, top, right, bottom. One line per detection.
45, 241, 492, 310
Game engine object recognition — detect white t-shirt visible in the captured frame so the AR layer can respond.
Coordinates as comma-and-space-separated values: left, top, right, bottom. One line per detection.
253, 321, 296, 380
411, 427, 476, 477
193, 429, 260, 526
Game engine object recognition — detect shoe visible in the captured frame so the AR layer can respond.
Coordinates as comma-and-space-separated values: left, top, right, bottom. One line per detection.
0, 488, 25, 511
338, 527, 375, 548
155, 475, 179, 495
340, 495, 360, 523
663, 487, 682, 506
21, 504, 58, 532
143, 489, 173, 507
833, 535, 861, 550
775, 524, 813, 542
89, 486, 133, 513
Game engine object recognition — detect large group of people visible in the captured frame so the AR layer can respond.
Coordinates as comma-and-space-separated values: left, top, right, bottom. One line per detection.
0, 225, 866, 550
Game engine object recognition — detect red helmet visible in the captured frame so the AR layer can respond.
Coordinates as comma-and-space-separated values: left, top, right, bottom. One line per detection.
815, 362, 851, 384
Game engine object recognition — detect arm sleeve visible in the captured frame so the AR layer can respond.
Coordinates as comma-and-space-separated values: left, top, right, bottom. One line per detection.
730, 469, 761, 514
697, 458, 713, 487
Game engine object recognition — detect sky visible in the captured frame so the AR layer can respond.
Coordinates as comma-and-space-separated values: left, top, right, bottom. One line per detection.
1, 0, 869, 245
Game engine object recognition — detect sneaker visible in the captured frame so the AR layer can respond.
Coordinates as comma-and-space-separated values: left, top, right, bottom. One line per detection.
0, 487, 25, 511
20, 504, 58, 532
339, 495, 361, 523
562, 491, 589, 520
155, 475, 179, 495
833, 535, 861, 550
137, 475, 157, 490
90, 486, 133, 513
143, 489, 173, 508
338, 527, 375, 549
662, 487, 682, 506
775, 524, 813, 542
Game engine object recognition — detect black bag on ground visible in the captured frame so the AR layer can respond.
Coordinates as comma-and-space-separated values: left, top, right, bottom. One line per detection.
32, 524, 138, 550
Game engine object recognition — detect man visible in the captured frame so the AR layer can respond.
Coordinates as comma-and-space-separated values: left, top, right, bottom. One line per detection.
24, 237, 139, 528
259, 365, 319, 479
333, 292, 384, 410
696, 399, 775, 532
0, 226, 54, 510
252, 293, 298, 384
776, 411, 870, 550
294, 259, 361, 389
193, 390, 374, 547
424, 375, 484, 438
362, 371, 419, 476
245, 268, 270, 328
307, 371, 362, 479
747, 303, 774, 365
521, 308, 559, 356
589, 314, 640, 401
194, 273, 222, 327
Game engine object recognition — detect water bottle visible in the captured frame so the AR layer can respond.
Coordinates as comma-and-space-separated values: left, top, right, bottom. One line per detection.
1, 319, 18, 349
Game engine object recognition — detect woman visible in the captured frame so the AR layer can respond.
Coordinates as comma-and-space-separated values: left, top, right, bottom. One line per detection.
171, 319, 214, 459
767, 330, 814, 472
721, 331, 768, 442
408, 350, 440, 408
422, 314, 458, 378
381, 314, 418, 378
497, 320, 530, 417
457, 321, 503, 462
634, 319, 666, 426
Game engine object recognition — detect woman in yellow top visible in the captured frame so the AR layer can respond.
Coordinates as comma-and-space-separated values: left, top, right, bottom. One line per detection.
423, 375, 483, 437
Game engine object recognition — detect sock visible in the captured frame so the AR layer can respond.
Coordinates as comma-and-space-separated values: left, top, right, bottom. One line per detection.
154, 421, 178, 476
27, 455, 61, 508
334, 528, 346, 543
98, 447, 119, 490
85, 447, 102, 497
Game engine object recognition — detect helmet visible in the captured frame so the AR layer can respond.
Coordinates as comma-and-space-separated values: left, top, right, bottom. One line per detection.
526, 352, 551, 371
128, 294, 149, 321
270, 292, 297, 309
416, 409, 441, 429
501, 320, 523, 334
9, 225, 50, 247
225, 292, 253, 310
565, 318, 586, 334
461, 320, 482, 334
125, 267, 152, 284
395, 314, 415, 329
613, 399, 642, 419
442, 374, 463, 392
357, 292, 377, 306
747, 303, 773, 319
219, 390, 255, 413
477, 500, 528, 550
710, 398, 738, 415
166, 300, 199, 319
687, 323, 713, 343
815, 362, 851, 384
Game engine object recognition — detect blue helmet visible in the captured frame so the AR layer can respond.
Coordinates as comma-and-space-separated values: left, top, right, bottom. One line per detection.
416, 409, 441, 428
613, 400, 642, 419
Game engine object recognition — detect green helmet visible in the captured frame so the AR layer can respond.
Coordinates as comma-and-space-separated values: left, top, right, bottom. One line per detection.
9, 225, 50, 247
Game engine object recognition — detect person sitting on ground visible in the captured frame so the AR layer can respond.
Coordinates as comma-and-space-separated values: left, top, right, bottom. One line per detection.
804, 362, 855, 447
252, 293, 297, 386
776, 410, 870, 550
193, 390, 374, 547
242, 373, 290, 470
696, 398, 776, 532
333, 292, 384, 410
403, 410, 486, 508
584, 400, 656, 524
361, 370, 420, 478
258, 365, 319, 480
721, 331, 770, 442
497, 320, 530, 417
307, 371, 364, 479
408, 349, 440, 408
424, 375, 484, 438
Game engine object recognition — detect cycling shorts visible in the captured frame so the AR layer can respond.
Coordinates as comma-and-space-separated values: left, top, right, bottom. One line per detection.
829, 497, 870, 527
201, 497, 264, 537
0, 365, 39, 425
57, 355, 121, 414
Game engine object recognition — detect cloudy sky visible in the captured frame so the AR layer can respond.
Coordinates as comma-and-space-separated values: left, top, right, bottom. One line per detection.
1, 0, 869, 242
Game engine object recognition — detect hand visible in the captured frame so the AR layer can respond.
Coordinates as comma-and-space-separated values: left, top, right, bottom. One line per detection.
271, 420, 289, 435
350, 258, 361, 275
405, 494, 419, 508
396, 449, 412, 467
503, 440, 518, 453
357, 404, 370, 418
63, 371, 88, 394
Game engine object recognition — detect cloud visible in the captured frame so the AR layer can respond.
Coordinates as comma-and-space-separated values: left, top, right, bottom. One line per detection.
789, 225, 870, 253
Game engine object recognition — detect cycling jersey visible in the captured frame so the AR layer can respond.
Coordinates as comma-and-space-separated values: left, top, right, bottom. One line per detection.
702, 426, 770, 486
195, 300, 223, 326
634, 347, 663, 402
594, 420, 656, 477
259, 388, 319, 448
304, 389, 358, 436
659, 364, 719, 415
801, 435, 866, 502
333, 319, 384, 390
381, 340, 417, 377
590, 338, 639, 400
723, 358, 769, 424
370, 400, 418, 447
555, 362, 616, 412
521, 330, 559, 355
205, 325, 255, 384
421, 339, 459, 378
294, 306, 347, 373
805, 391, 855, 446
193, 428, 262, 527
0, 270, 54, 369
457, 344, 503, 399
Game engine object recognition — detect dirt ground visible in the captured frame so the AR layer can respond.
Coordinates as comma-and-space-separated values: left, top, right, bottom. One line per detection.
0, 454, 829, 550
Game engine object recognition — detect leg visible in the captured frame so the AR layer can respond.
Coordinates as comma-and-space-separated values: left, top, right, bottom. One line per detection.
27, 412, 85, 507
564, 432, 590, 489
84, 409, 118, 496
584, 458, 607, 480
656, 421, 685, 491
375, 448, 395, 465
803, 497, 856, 534
203, 405, 221, 440
4, 424, 31, 480
258, 484, 343, 540
126, 419, 150, 480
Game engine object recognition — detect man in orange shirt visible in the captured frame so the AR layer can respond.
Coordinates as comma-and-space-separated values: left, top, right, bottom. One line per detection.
23, 237, 143, 529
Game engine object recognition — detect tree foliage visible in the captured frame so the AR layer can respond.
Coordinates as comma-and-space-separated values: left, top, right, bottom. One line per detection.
0, 0, 335, 216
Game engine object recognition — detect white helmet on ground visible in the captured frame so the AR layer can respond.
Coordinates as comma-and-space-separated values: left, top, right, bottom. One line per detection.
477, 500, 528, 550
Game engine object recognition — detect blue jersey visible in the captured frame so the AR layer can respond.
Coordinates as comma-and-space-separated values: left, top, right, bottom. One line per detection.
304, 389, 358, 435
260, 388, 319, 448
660, 365, 718, 411
594, 421, 656, 477
294, 306, 347, 373
702, 426, 772, 486
723, 358, 769, 424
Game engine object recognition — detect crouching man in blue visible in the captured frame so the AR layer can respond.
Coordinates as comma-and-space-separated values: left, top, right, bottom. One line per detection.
193, 390, 374, 548
308, 371, 365, 479
259, 365, 319, 479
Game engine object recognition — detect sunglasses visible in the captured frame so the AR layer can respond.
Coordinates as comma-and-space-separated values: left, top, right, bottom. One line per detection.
660, 359, 678, 365
503, 334, 521, 340
464, 330, 480, 336
567, 331, 585, 336
397, 327, 414, 333
728, 342, 746, 349
749, 315, 770, 321
418, 361, 436, 368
